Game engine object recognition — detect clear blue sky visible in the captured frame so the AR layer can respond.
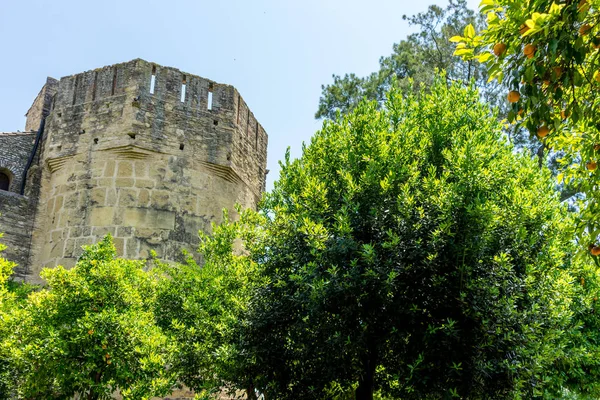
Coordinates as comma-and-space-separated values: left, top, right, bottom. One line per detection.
0, 0, 479, 190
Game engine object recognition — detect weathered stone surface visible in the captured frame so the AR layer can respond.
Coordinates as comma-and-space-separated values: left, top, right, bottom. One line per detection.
0, 58, 268, 285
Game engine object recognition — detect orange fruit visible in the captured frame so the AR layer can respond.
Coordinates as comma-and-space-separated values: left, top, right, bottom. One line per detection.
580, 24, 592, 36
88, 329, 94, 335
595, 71, 600, 83
517, 109, 524, 116
592, 246, 600, 256
560, 110, 570, 119
586, 161, 597, 171
493, 43, 507, 56
553, 67, 562, 79
524, 44, 536, 58
537, 126, 550, 137
519, 24, 530, 35
507, 90, 520, 103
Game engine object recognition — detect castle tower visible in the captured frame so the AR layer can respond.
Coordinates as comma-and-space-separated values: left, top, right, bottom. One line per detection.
0, 59, 268, 283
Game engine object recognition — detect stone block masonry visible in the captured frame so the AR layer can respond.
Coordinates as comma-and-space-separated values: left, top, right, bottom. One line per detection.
0, 59, 268, 287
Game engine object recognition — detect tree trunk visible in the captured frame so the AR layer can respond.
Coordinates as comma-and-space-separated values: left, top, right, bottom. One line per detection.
355, 356, 375, 400
86, 371, 101, 400
246, 383, 258, 400
537, 143, 545, 169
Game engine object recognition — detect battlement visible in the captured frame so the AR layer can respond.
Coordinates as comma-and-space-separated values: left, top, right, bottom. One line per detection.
45, 59, 267, 196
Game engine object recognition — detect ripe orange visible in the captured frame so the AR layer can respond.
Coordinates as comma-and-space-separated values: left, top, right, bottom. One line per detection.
507, 90, 520, 103
586, 161, 597, 171
595, 71, 600, 83
524, 44, 536, 58
560, 110, 570, 119
580, 24, 592, 36
553, 67, 562, 79
519, 24, 530, 35
592, 245, 600, 256
537, 126, 550, 138
493, 43, 507, 56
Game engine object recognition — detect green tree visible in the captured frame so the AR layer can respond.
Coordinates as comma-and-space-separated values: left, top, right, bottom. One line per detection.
1, 236, 176, 400
452, 0, 600, 248
0, 235, 22, 398
315, 0, 495, 120
242, 79, 585, 399
154, 209, 266, 400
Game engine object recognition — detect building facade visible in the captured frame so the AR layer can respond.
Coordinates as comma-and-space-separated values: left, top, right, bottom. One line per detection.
0, 59, 268, 284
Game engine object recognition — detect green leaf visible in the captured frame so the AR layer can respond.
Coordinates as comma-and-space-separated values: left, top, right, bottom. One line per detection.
464, 24, 476, 39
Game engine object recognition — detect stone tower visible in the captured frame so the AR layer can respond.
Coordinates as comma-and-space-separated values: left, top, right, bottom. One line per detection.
0, 59, 268, 284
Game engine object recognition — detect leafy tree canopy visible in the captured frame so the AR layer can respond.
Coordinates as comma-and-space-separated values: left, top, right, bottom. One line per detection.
154, 209, 266, 400
0, 236, 176, 400
452, 0, 600, 248
241, 79, 591, 399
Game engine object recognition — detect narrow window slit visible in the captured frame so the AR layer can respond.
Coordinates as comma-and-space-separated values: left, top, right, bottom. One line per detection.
72, 75, 79, 105
128, 133, 136, 139
150, 66, 156, 94
111, 67, 118, 96
256, 121, 259, 148
207, 90, 213, 110
92, 71, 98, 101
181, 76, 187, 103
94, 138, 99, 144
246, 110, 250, 135
179, 143, 185, 150
213, 120, 218, 126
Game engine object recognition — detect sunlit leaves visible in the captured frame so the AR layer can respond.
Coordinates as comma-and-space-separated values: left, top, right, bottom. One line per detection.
244, 79, 581, 399
0, 236, 176, 399
453, 0, 600, 250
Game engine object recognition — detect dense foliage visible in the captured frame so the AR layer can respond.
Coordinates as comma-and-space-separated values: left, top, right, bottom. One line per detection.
452, 0, 600, 247
242, 80, 595, 399
0, 237, 176, 400
153, 209, 266, 400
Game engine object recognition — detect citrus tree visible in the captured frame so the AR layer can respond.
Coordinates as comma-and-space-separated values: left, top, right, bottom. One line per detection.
1, 236, 176, 399
451, 0, 600, 251
0, 235, 21, 398
153, 209, 266, 400
240, 79, 590, 399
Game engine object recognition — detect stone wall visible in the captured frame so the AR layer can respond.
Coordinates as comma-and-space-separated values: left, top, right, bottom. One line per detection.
25, 59, 268, 284
0, 191, 34, 278
25, 77, 59, 132
0, 132, 36, 193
